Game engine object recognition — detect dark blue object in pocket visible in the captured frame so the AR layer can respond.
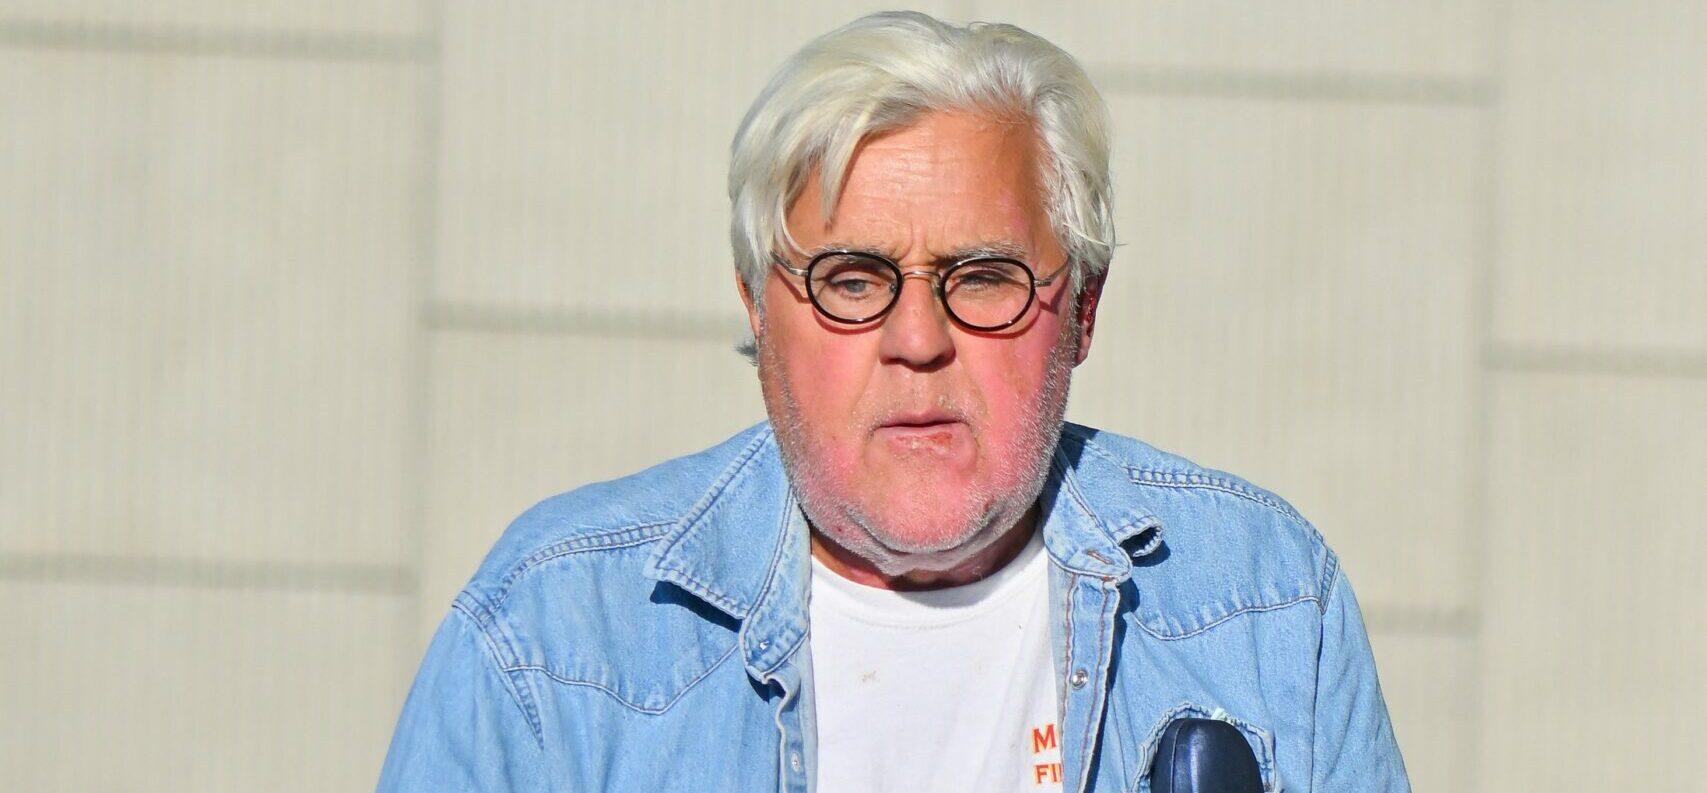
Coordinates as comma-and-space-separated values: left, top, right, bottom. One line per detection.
1148, 717, 1264, 793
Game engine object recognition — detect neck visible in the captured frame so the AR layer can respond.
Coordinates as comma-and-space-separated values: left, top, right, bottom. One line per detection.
809, 503, 1041, 591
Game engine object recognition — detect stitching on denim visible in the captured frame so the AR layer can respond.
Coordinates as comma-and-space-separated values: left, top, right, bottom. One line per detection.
760, 624, 809, 675
643, 428, 774, 613
1135, 595, 1321, 641
453, 590, 497, 630
1317, 550, 1341, 615
655, 427, 772, 559
491, 522, 677, 611
1047, 450, 1122, 578
1060, 570, 1077, 713
1126, 468, 1303, 521
502, 642, 740, 716
1076, 586, 1112, 793
746, 493, 804, 676
1065, 433, 1174, 549
451, 601, 545, 746
645, 562, 747, 610
453, 594, 524, 668
649, 563, 747, 615
454, 595, 534, 717
496, 666, 546, 749
1075, 428, 1308, 529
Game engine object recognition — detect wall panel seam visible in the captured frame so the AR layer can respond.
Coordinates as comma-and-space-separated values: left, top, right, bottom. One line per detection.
0, 18, 432, 62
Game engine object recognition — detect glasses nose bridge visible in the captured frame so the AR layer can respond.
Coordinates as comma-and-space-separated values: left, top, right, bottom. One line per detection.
892, 267, 949, 314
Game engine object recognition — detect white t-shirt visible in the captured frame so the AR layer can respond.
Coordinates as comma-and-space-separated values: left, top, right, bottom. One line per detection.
808, 529, 1063, 792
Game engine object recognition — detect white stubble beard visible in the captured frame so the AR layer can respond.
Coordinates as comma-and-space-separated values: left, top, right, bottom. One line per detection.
758, 301, 1080, 578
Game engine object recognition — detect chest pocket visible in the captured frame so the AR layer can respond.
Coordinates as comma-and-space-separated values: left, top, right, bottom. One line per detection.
1133, 703, 1277, 793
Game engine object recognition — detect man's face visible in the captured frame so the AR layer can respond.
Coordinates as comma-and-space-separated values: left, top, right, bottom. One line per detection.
743, 109, 1100, 578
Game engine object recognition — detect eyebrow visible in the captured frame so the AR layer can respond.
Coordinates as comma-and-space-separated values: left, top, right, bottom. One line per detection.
801, 239, 1032, 264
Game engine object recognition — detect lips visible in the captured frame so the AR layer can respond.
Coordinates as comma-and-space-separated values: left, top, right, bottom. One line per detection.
879, 410, 960, 429
880, 402, 962, 426
872, 409, 971, 457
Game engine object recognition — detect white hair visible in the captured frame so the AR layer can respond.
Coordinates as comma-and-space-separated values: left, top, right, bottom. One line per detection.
728, 10, 1115, 304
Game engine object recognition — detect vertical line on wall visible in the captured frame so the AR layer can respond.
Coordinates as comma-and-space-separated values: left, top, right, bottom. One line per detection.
402, 0, 447, 658
1467, 2, 1514, 790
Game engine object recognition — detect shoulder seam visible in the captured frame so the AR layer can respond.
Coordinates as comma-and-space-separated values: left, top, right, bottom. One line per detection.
489, 520, 677, 611
1317, 549, 1342, 615
1075, 432, 1305, 523
1132, 469, 1337, 607
448, 599, 546, 748
1126, 467, 1304, 521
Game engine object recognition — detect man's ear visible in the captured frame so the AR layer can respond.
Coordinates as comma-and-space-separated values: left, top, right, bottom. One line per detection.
1073, 272, 1105, 367
736, 269, 763, 340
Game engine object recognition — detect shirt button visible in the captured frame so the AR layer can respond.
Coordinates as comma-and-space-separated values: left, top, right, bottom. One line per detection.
1069, 667, 1089, 689
789, 751, 803, 773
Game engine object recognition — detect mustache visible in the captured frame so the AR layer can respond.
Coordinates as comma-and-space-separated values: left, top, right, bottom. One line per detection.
866, 395, 974, 428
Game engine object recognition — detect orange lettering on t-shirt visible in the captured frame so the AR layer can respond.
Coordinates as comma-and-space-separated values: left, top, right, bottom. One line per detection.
1033, 761, 1062, 784
1031, 723, 1057, 753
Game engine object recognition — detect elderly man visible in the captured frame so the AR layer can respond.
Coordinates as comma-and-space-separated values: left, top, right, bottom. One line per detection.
379, 11, 1408, 793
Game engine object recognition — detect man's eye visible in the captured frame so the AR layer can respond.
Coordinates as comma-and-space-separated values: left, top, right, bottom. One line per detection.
816, 261, 892, 300
828, 276, 881, 296
953, 267, 1022, 290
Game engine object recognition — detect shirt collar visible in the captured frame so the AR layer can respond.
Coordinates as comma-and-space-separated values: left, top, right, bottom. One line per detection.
642, 421, 1166, 669
1042, 423, 1166, 580
642, 424, 806, 675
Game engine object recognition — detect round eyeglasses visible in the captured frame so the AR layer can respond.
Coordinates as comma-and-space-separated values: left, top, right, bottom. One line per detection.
773, 250, 1071, 331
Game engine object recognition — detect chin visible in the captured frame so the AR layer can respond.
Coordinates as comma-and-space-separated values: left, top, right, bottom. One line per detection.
870, 460, 977, 497
849, 490, 998, 555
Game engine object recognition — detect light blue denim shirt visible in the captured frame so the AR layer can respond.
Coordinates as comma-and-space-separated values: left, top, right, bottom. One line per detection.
378, 421, 1409, 792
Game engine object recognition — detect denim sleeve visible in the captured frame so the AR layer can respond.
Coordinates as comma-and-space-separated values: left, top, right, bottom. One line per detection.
376, 607, 550, 793
1311, 566, 1411, 791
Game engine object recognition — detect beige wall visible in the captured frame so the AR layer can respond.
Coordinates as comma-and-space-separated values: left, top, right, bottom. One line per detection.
3, 2, 1703, 790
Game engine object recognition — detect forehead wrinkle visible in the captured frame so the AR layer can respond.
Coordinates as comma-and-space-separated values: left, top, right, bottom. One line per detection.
800, 237, 1035, 266
939, 239, 1030, 261
801, 241, 897, 259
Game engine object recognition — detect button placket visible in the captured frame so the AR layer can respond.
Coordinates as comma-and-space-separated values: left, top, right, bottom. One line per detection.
1058, 572, 1123, 793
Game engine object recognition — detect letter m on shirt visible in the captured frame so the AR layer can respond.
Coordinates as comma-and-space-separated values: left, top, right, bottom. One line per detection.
1031, 723, 1057, 754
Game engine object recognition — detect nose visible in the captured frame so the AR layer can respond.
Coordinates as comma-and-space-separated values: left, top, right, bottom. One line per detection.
876, 271, 954, 371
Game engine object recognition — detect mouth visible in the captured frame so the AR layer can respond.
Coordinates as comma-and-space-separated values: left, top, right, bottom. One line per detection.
872, 410, 971, 456
880, 411, 958, 429
876, 406, 964, 430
